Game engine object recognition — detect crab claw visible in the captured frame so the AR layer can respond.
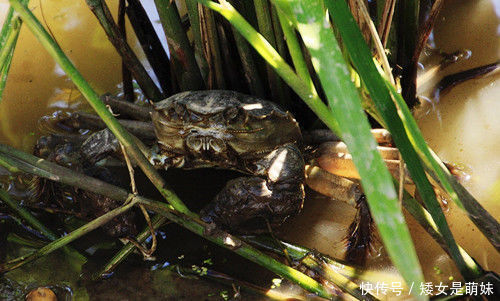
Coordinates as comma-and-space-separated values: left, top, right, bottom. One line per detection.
201, 144, 305, 233
200, 176, 304, 233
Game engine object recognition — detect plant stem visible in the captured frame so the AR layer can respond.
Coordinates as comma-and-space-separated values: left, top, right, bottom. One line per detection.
301, 256, 377, 301
0, 197, 137, 272
0, 188, 87, 262
0, 2, 28, 102
185, 0, 209, 83
0, 14, 21, 74
0, 143, 130, 201
398, 0, 419, 107
85, 0, 163, 101
94, 215, 167, 279
126, 0, 172, 94
276, 11, 314, 92
0, 52, 14, 101
154, 0, 204, 91
247, 235, 403, 284
199, 5, 226, 88
63, 111, 155, 140
227, 0, 265, 97
9, 0, 192, 216
196, 0, 340, 135
253, 0, 286, 105
0, 145, 335, 299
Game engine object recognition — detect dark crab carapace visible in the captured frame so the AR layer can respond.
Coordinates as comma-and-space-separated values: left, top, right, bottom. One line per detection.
149, 90, 305, 232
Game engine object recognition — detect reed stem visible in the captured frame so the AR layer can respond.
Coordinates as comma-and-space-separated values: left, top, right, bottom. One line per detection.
85, 0, 163, 101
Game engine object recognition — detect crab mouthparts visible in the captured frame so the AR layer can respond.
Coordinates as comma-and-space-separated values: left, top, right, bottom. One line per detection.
186, 134, 225, 154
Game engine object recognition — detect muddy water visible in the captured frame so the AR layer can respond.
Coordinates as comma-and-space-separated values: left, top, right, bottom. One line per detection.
281, 0, 500, 291
0, 0, 126, 151
417, 0, 500, 272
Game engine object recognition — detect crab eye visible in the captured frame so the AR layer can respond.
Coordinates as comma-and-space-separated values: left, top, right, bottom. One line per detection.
165, 103, 189, 122
223, 106, 241, 124
165, 107, 178, 121
174, 103, 185, 115
190, 112, 202, 122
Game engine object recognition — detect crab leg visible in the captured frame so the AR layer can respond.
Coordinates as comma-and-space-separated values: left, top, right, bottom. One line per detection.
305, 165, 374, 265
314, 141, 414, 184
303, 128, 393, 146
60, 112, 156, 140
101, 94, 153, 121
305, 165, 361, 207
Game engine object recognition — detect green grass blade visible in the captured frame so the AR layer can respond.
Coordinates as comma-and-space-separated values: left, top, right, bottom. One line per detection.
272, 0, 425, 297
0, 7, 14, 44
0, 16, 21, 71
196, 0, 341, 135
0, 49, 14, 101
324, 0, 482, 280
384, 78, 500, 251
0, 3, 27, 102
276, 10, 315, 93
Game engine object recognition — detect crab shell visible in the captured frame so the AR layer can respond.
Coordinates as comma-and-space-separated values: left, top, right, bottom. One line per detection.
151, 90, 302, 162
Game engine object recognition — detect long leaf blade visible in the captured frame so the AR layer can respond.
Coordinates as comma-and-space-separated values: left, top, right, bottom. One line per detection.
272, 0, 425, 298
324, 0, 482, 280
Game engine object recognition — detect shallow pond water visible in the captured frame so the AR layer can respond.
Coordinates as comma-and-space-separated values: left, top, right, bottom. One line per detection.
282, 0, 500, 294
0, 0, 498, 300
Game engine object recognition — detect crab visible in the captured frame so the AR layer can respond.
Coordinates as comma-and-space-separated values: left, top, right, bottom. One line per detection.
147, 90, 305, 232
31, 90, 412, 264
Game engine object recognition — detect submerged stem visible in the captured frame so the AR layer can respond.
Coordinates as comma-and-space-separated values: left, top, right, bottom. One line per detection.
0, 197, 137, 272
0, 188, 86, 262
0, 144, 335, 299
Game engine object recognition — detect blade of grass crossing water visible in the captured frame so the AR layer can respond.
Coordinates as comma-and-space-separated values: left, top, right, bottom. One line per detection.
0, 2, 28, 102
324, 0, 482, 280
272, 1, 425, 298
384, 78, 500, 251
